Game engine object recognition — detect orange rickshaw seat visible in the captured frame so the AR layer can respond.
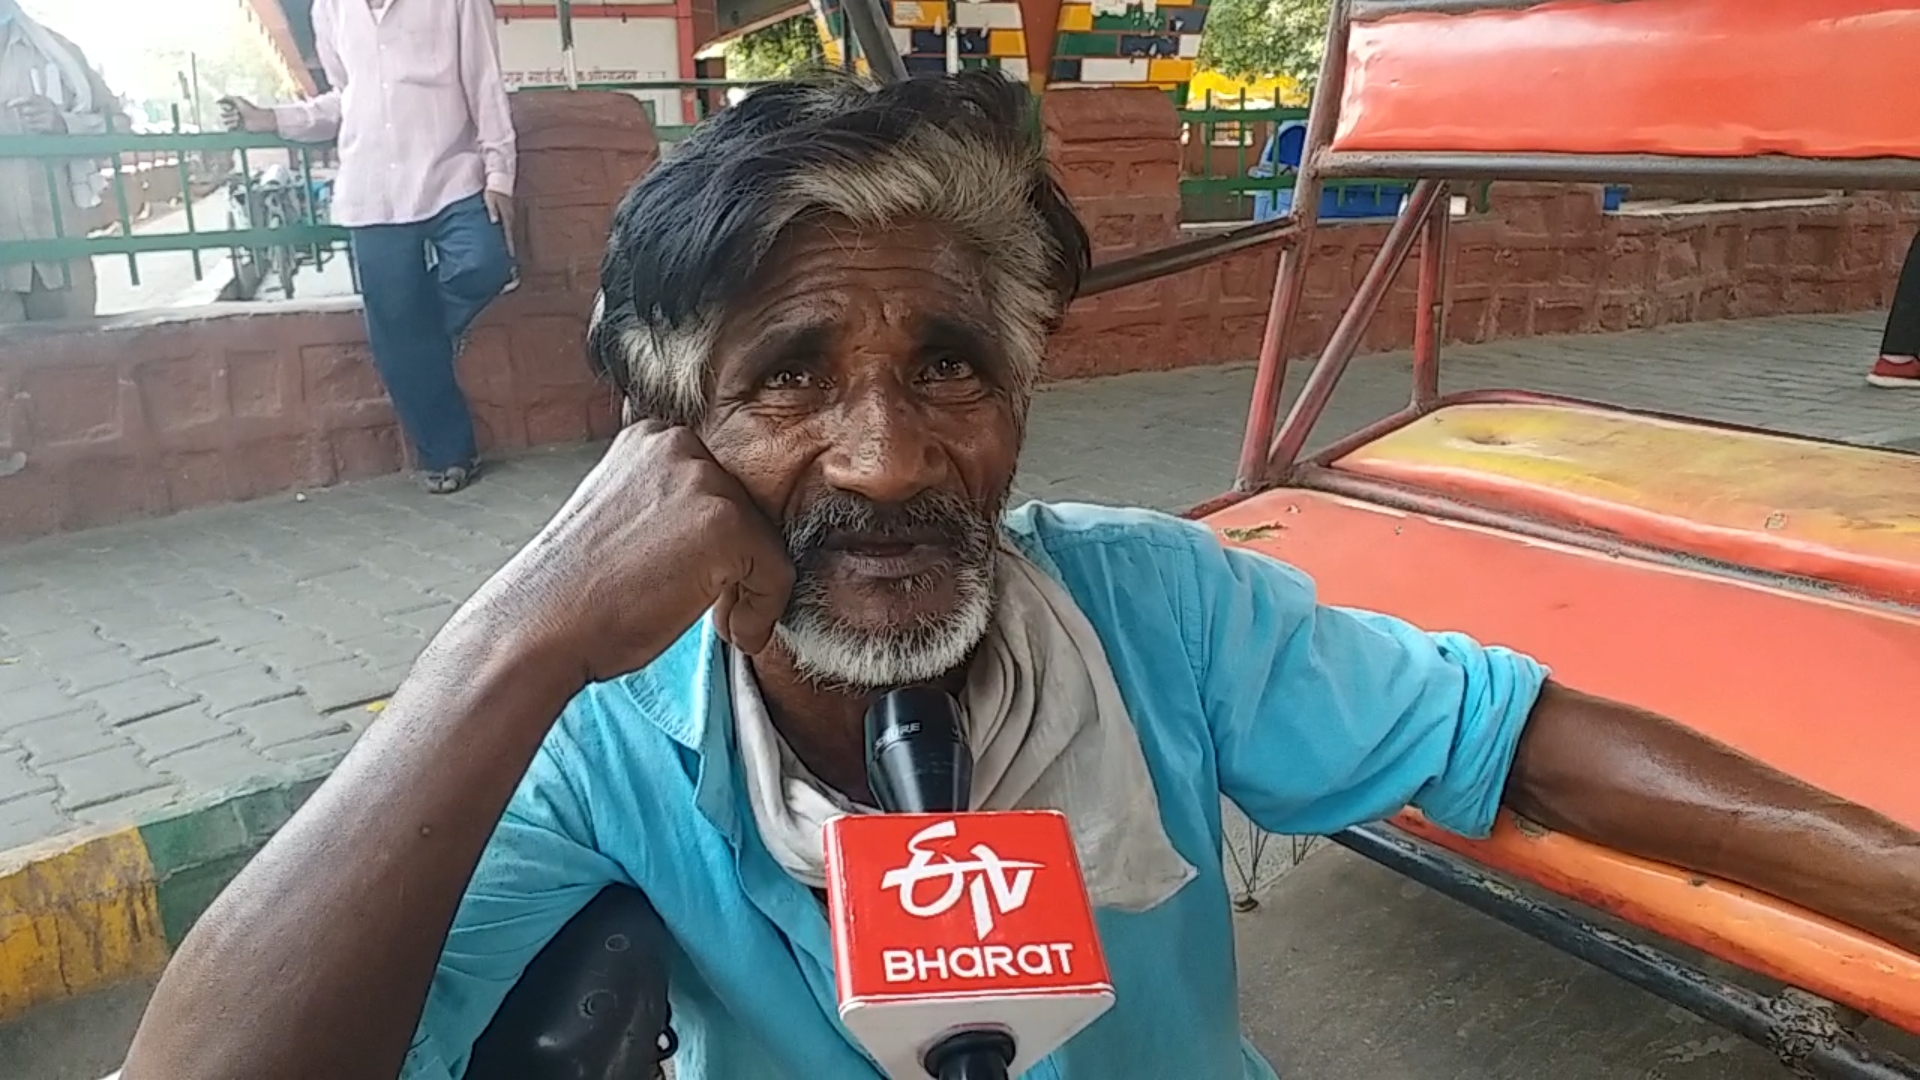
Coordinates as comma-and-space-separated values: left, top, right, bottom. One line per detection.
1203, 487, 1920, 1034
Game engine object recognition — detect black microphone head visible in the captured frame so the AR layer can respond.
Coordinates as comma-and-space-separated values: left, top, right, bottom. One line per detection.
864, 686, 972, 814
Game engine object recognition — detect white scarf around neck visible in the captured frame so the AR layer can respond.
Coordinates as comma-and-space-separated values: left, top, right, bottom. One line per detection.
732, 542, 1197, 915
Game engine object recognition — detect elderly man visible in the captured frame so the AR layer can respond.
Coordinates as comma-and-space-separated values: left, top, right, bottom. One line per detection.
0, 0, 124, 324
222, 0, 517, 494
124, 73, 1920, 1080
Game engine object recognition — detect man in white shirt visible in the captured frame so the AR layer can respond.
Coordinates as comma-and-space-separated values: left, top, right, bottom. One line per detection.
223, 0, 517, 494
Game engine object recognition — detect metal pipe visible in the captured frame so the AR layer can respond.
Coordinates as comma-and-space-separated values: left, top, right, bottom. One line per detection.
1315, 150, 1920, 189
1076, 217, 1299, 298
1410, 183, 1449, 405
842, 0, 909, 84
1266, 178, 1445, 478
1232, 0, 1355, 491
1352, 0, 1566, 16
1333, 825, 1920, 1080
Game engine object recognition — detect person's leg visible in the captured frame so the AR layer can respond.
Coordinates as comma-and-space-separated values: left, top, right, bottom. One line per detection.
350, 222, 481, 485
0, 289, 26, 325
1871, 229, 1920, 387
428, 192, 515, 347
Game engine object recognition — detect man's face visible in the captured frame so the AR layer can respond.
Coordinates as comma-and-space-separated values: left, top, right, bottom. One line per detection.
700, 217, 1023, 688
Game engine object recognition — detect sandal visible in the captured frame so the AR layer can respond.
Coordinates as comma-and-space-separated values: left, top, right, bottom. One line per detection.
423, 458, 482, 495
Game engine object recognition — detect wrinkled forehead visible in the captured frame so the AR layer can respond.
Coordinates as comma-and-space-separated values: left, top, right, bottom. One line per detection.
714, 216, 1003, 360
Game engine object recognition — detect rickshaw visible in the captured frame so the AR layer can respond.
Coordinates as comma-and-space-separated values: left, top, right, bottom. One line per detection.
1154, 1, 1920, 1076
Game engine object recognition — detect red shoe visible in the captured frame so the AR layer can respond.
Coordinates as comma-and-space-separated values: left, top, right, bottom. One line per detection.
1868, 355, 1920, 388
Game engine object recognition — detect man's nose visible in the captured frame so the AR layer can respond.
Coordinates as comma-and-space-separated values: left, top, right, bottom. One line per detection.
820, 385, 949, 505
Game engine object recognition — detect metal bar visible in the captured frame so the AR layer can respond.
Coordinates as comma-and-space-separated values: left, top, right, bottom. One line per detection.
0, 131, 336, 156
297, 148, 321, 266
1351, 0, 1565, 16
1266, 177, 1444, 480
1314, 150, 1920, 188
0, 226, 349, 262
842, 0, 908, 83
1077, 217, 1300, 298
39, 158, 71, 289
1232, 0, 1355, 491
107, 153, 140, 286
1410, 182, 1449, 405
177, 113, 203, 280
1333, 824, 1920, 1080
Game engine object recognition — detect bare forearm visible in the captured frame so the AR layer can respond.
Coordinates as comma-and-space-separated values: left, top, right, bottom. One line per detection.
122, 608, 580, 1080
1506, 682, 1920, 952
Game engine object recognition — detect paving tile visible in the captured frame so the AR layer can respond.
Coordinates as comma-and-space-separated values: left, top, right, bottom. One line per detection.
46, 746, 168, 811
83, 674, 202, 727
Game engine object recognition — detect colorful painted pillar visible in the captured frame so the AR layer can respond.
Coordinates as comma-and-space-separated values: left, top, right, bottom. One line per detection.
811, 0, 1208, 105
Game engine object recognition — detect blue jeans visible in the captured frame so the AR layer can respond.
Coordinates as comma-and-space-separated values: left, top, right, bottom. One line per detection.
351, 192, 515, 471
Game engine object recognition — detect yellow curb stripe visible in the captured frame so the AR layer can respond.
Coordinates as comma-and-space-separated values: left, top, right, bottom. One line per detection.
0, 827, 170, 1021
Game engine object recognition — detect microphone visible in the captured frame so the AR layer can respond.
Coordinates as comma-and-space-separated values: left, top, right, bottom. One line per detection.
824, 688, 1115, 1080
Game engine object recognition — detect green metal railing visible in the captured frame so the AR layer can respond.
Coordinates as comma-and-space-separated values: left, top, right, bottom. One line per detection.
0, 125, 348, 290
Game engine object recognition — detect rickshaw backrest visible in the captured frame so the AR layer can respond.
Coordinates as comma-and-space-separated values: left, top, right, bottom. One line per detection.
1329, 0, 1920, 168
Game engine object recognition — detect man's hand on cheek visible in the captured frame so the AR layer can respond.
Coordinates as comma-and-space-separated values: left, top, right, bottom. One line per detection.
472, 419, 795, 688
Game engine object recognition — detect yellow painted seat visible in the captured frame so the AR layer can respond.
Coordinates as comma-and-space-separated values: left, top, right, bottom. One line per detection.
1332, 402, 1920, 605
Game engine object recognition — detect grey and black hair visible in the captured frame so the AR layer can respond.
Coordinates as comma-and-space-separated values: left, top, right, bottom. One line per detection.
585, 70, 1094, 426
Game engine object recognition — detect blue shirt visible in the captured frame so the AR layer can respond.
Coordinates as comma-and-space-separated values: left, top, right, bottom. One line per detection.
403, 502, 1549, 1080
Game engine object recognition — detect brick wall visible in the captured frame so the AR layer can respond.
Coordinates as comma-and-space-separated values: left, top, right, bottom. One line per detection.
0, 92, 646, 542
3, 86, 1914, 541
1042, 89, 1919, 379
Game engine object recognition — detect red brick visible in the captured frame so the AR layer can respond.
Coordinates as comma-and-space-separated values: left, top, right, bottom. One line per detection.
226, 350, 286, 419
329, 425, 405, 481
22, 366, 120, 447
301, 342, 385, 407
66, 456, 168, 530
159, 450, 234, 511
138, 357, 224, 437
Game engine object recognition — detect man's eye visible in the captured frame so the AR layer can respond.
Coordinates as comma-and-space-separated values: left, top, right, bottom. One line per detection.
764, 369, 822, 391
924, 356, 976, 382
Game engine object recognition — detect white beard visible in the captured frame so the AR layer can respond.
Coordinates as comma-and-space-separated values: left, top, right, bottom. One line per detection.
773, 551, 997, 690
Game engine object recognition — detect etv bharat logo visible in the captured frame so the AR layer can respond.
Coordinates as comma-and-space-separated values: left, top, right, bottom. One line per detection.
879, 819, 1042, 940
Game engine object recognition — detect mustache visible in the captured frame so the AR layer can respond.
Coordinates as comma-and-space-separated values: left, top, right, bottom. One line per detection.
784, 489, 998, 567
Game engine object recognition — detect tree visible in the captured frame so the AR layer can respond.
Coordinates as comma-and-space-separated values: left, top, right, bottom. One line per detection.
1196, 0, 1331, 90
724, 13, 827, 81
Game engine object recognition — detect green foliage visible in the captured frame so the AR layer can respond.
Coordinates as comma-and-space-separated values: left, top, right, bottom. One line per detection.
1196, 0, 1331, 89
725, 13, 827, 80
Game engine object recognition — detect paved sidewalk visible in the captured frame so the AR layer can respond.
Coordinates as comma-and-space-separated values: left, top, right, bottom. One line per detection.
1, 310, 1909, 855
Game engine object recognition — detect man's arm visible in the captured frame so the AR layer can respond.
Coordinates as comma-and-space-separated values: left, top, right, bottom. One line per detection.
119, 424, 796, 1080
458, 0, 516, 198
1506, 683, 1920, 952
1184, 524, 1920, 956
271, 0, 346, 141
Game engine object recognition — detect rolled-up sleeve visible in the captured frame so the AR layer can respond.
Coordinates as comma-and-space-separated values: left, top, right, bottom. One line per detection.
1183, 525, 1550, 839
401, 723, 627, 1080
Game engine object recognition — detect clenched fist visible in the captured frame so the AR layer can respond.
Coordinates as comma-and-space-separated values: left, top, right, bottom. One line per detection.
467, 421, 796, 689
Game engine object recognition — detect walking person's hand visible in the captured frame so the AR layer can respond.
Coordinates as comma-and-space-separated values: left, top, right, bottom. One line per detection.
7, 96, 65, 134
217, 96, 277, 134
484, 189, 517, 258
465, 420, 795, 689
